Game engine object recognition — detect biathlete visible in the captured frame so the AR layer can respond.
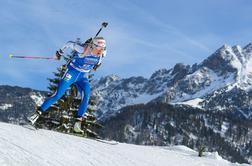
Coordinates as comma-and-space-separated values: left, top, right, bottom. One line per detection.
28, 37, 107, 133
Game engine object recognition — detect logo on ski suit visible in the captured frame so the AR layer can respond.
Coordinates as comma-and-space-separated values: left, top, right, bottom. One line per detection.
64, 73, 72, 81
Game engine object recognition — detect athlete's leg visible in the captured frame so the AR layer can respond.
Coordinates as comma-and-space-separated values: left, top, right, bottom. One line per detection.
40, 68, 78, 112
75, 78, 90, 117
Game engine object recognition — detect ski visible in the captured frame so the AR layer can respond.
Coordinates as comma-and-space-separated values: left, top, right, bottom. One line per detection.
20, 123, 38, 131
92, 138, 118, 145
21, 117, 118, 145
61, 132, 118, 145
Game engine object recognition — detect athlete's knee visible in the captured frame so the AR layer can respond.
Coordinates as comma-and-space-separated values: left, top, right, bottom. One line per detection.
83, 93, 90, 101
52, 91, 64, 100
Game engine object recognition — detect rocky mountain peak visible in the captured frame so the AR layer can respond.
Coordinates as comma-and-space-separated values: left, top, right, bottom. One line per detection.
243, 43, 252, 57
97, 74, 121, 87
243, 42, 252, 50
200, 44, 244, 75
171, 63, 188, 75
149, 68, 171, 80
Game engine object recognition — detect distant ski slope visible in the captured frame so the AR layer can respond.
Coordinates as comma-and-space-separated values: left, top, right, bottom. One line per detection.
0, 122, 249, 166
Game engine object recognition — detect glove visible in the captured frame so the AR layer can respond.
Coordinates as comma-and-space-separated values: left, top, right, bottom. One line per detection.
55, 49, 64, 60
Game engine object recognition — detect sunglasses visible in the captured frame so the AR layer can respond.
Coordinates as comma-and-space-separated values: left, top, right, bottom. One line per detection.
93, 43, 106, 51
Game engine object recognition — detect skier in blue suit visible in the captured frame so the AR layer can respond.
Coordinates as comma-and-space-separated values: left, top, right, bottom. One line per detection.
28, 37, 107, 133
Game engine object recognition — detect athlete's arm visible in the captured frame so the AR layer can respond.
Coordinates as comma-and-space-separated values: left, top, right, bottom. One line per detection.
61, 41, 85, 54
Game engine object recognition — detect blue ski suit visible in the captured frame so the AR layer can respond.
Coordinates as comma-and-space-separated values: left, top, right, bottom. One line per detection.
40, 41, 103, 117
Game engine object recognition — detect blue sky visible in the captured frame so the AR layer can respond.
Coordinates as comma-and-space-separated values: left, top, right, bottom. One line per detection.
0, 0, 252, 90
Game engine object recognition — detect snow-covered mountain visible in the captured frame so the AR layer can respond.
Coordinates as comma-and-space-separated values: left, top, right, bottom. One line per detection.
0, 122, 249, 166
92, 43, 252, 120
0, 85, 46, 123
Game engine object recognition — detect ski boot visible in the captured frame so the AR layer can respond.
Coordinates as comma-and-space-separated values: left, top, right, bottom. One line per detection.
73, 117, 84, 133
27, 107, 43, 125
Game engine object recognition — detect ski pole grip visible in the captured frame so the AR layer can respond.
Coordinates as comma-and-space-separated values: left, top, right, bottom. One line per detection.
102, 22, 108, 28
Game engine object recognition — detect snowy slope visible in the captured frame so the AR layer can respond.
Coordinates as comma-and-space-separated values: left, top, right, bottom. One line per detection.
0, 122, 249, 166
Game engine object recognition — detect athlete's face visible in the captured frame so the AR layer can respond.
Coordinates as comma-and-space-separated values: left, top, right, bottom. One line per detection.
91, 44, 106, 56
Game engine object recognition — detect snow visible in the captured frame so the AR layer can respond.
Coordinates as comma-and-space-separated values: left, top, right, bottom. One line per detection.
221, 122, 229, 136
0, 122, 249, 166
222, 44, 252, 91
172, 67, 236, 103
174, 98, 204, 109
0, 104, 13, 110
132, 92, 162, 105
30, 93, 45, 106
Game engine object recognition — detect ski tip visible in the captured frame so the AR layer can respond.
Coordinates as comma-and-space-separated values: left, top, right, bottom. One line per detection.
9, 54, 13, 58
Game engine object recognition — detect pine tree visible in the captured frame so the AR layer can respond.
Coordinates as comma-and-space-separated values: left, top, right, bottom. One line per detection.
36, 47, 103, 138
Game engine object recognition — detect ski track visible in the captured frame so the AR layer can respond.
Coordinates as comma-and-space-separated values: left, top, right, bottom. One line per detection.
0, 122, 249, 166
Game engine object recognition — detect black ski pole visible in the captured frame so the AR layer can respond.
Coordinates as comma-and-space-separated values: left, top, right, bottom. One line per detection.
88, 22, 108, 46
94, 22, 108, 38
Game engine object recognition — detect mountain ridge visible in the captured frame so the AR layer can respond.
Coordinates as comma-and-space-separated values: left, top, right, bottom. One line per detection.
91, 43, 252, 120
